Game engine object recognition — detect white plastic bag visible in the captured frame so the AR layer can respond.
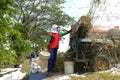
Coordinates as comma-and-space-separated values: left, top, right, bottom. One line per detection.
31, 62, 41, 73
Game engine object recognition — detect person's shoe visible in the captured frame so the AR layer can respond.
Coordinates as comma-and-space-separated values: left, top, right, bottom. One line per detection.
47, 72, 53, 77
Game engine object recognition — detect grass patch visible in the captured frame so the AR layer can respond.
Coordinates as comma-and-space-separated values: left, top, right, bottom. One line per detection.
21, 59, 31, 73
22, 74, 29, 80
20, 59, 31, 80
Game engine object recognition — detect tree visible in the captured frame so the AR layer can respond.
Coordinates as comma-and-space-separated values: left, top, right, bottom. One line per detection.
0, 0, 18, 68
14, 0, 75, 54
0, 0, 32, 68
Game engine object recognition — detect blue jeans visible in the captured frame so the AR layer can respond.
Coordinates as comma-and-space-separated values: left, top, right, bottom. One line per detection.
48, 48, 58, 72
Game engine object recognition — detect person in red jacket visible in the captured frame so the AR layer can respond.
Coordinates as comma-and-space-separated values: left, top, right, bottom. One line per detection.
46, 24, 71, 76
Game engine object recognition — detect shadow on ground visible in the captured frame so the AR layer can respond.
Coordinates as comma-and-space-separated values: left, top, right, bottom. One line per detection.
29, 72, 62, 80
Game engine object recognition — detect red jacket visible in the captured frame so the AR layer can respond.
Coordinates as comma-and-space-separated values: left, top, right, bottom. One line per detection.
49, 32, 60, 48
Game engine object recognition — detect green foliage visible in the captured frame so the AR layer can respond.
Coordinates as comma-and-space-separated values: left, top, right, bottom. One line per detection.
0, 0, 32, 68
0, 33, 2, 40
0, 50, 17, 68
9, 29, 21, 41
13, 39, 31, 62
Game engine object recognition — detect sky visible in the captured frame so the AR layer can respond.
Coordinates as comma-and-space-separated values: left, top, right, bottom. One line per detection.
58, 0, 120, 52
92, 0, 120, 27
61, 0, 91, 21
